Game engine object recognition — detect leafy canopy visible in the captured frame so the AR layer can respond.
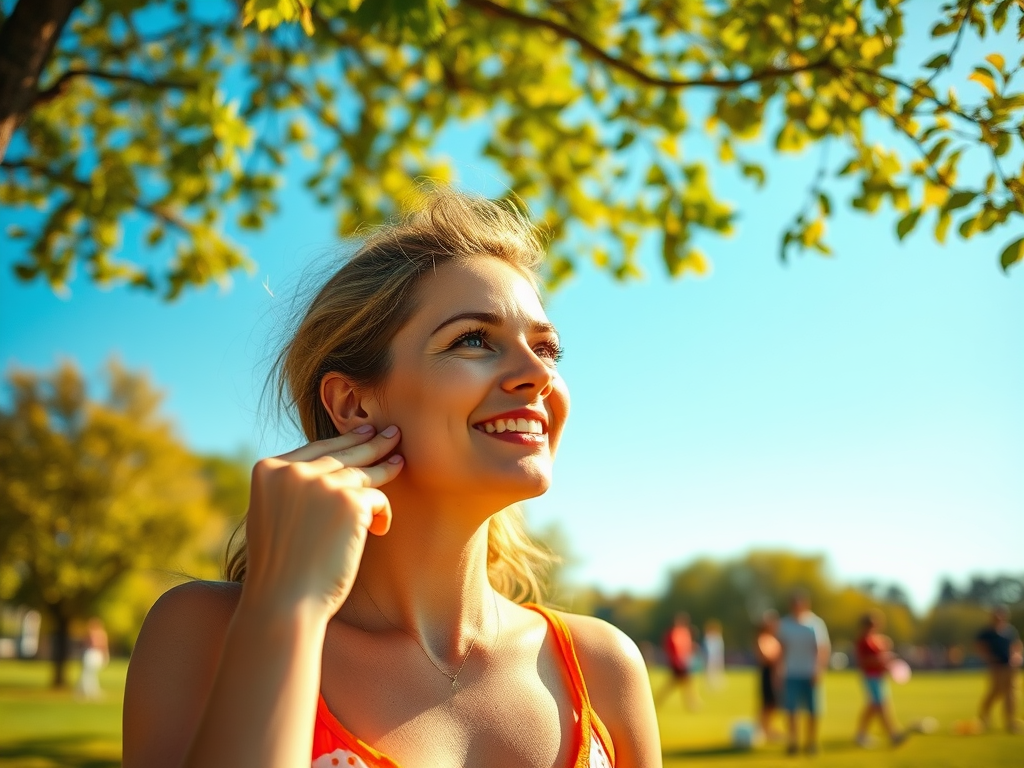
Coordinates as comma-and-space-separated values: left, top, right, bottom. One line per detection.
2, 0, 1023, 299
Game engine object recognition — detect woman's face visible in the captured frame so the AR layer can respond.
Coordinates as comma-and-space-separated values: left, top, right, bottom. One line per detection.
372, 255, 569, 510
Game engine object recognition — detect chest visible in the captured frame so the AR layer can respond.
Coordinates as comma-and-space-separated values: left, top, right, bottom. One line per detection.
318, 631, 577, 768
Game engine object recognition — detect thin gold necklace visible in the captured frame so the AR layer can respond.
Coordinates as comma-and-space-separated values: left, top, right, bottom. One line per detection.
357, 582, 499, 690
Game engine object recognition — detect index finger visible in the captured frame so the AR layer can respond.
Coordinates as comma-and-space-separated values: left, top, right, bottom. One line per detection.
277, 426, 376, 463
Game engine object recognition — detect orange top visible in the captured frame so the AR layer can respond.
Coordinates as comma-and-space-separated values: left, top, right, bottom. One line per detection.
311, 604, 615, 768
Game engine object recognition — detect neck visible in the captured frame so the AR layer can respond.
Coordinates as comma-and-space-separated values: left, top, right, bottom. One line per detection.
341, 490, 502, 658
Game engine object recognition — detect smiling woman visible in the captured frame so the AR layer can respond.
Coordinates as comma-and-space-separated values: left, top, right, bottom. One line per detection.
121, 190, 661, 768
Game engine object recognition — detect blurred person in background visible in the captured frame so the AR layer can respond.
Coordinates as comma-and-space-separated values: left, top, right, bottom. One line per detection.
703, 618, 724, 690
976, 605, 1022, 733
777, 590, 831, 756
76, 617, 109, 701
755, 610, 782, 742
656, 612, 699, 711
853, 610, 907, 748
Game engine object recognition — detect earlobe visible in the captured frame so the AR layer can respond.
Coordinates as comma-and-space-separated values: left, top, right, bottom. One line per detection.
320, 373, 371, 434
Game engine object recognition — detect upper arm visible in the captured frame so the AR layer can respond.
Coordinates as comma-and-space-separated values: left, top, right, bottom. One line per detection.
123, 580, 240, 768
559, 612, 662, 768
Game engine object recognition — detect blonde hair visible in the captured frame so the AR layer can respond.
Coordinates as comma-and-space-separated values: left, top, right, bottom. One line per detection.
225, 189, 558, 603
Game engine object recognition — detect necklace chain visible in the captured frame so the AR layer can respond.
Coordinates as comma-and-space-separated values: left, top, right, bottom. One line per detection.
357, 582, 499, 690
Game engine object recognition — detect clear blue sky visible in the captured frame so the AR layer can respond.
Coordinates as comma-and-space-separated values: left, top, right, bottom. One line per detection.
2, 8, 1022, 613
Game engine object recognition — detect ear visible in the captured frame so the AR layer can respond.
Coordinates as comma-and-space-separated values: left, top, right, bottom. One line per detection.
320, 373, 373, 434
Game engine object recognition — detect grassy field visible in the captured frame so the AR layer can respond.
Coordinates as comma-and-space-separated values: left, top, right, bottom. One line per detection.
0, 660, 1020, 767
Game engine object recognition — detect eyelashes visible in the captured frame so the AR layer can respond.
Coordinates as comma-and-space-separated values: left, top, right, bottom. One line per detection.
449, 327, 564, 364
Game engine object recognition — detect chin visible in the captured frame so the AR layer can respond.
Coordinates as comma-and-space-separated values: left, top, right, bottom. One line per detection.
501, 461, 553, 501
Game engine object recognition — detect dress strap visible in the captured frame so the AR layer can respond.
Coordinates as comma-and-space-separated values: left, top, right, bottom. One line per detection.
524, 604, 616, 768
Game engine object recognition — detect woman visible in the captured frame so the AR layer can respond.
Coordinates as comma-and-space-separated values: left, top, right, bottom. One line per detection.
123, 191, 661, 768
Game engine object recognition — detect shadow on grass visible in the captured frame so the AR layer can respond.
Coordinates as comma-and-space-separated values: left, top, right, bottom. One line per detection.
0, 734, 120, 768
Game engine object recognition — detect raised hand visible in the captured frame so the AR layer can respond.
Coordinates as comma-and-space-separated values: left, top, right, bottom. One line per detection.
240, 425, 404, 621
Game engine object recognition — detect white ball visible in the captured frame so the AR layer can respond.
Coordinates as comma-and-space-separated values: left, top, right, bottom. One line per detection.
731, 721, 759, 750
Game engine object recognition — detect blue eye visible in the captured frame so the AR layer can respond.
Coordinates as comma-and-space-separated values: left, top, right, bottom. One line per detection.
450, 329, 489, 349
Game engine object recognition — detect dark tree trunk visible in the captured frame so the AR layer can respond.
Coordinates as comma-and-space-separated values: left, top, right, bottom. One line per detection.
50, 608, 70, 689
0, 0, 82, 161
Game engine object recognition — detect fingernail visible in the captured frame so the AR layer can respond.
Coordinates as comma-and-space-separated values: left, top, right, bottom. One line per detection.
354, 424, 375, 434
381, 425, 399, 438
387, 454, 403, 464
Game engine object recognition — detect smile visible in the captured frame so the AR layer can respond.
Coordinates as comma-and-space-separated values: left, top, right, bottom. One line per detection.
478, 417, 545, 435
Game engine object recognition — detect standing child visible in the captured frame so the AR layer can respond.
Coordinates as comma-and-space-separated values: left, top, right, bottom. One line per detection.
854, 610, 907, 748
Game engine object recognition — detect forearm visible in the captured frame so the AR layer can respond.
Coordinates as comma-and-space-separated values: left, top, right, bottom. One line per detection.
183, 597, 328, 768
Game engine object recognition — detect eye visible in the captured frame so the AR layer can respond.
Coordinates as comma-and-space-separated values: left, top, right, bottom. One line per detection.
534, 339, 564, 364
449, 328, 490, 350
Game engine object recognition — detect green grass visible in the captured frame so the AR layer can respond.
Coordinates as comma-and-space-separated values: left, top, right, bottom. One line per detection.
653, 668, 1022, 768
0, 661, 1019, 767
0, 659, 125, 767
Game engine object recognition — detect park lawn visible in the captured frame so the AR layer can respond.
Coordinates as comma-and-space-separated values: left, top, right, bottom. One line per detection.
0, 661, 1020, 767
0, 659, 126, 768
654, 667, 1022, 768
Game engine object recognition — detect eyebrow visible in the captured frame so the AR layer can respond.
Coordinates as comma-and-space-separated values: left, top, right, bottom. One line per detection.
430, 311, 558, 337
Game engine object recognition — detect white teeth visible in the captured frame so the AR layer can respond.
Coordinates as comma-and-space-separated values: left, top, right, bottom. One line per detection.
480, 417, 545, 434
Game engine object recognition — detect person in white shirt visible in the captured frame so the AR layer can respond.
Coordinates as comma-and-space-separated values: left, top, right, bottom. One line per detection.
776, 590, 831, 755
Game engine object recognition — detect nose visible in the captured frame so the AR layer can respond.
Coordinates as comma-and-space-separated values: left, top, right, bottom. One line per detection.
500, 341, 554, 398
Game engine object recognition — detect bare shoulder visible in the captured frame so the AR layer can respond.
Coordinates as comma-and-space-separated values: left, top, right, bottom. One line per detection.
123, 580, 241, 768
129, 579, 241, 671
140, 578, 241, 632
554, 611, 662, 768
557, 611, 647, 679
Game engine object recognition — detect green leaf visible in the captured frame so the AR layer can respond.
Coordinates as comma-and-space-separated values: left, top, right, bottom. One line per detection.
645, 165, 667, 186
942, 191, 976, 213
817, 192, 831, 216
740, 163, 766, 187
896, 209, 921, 240
924, 53, 949, 70
999, 236, 1024, 271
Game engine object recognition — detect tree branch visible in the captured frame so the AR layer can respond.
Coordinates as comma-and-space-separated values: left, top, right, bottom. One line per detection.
1, 158, 191, 231
33, 67, 198, 106
924, 0, 976, 87
0, 0, 84, 160
461, 0, 835, 90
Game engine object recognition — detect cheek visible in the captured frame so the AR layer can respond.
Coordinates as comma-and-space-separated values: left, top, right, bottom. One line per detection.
378, 366, 478, 454
546, 376, 570, 453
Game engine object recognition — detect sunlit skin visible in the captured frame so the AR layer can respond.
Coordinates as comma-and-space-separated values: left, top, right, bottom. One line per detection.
122, 254, 661, 768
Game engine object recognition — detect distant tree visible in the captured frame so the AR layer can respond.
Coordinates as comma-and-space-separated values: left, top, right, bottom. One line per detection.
923, 573, 1024, 651
0, 359, 228, 686
651, 550, 914, 650
918, 601, 992, 648
1, 0, 1023, 299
